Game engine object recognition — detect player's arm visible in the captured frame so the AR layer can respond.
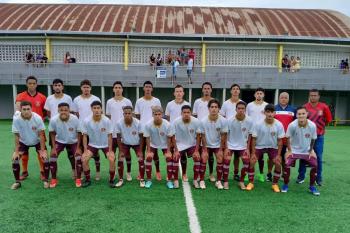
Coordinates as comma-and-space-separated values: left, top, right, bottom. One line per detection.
250, 137, 257, 162
277, 138, 283, 161
38, 130, 48, 160
76, 132, 82, 155
245, 134, 252, 156
108, 133, 113, 153
49, 131, 57, 156
309, 139, 316, 155
83, 133, 88, 152
324, 105, 333, 124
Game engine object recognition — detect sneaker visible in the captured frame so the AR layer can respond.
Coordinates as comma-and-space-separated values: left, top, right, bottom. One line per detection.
272, 184, 281, 193
109, 181, 116, 188
223, 182, 229, 190
115, 179, 124, 188
11, 182, 21, 190
257, 173, 265, 182
126, 173, 132, 182
209, 174, 216, 182
246, 182, 254, 191
145, 180, 152, 189
20, 171, 29, 181
296, 177, 305, 184
238, 182, 246, 190
233, 174, 240, 182
309, 186, 320, 196
139, 180, 145, 188
316, 180, 323, 186
266, 173, 272, 182
49, 179, 58, 188
43, 181, 50, 189
82, 180, 91, 188
95, 172, 101, 181
173, 180, 179, 189
215, 181, 223, 190
156, 172, 162, 181
281, 184, 289, 193
199, 180, 206, 189
182, 174, 188, 182
166, 181, 174, 189
75, 179, 82, 188
193, 180, 200, 189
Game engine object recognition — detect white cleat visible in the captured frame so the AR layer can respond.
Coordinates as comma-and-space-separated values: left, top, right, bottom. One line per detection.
95, 172, 101, 181
223, 181, 229, 190
182, 174, 188, 182
209, 174, 216, 182
215, 181, 223, 190
199, 180, 206, 189
173, 180, 179, 189
115, 179, 124, 188
193, 180, 200, 189
43, 181, 50, 189
126, 172, 132, 182
139, 180, 145, 188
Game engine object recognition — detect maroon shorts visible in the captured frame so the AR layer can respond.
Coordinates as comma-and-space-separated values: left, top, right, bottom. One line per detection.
150, 147, 167, 155
230, 149, 246, 158
55, 141, 78, 156
285, 154, 317, 168
179, 146, 196, 158
87, 146, 109, 157
207, 147, 220, 156
18, 142, 41, 154
255, 148, 278, 160
121, 144, 141, 157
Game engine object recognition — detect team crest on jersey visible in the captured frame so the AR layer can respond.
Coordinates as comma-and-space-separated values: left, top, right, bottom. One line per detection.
32, 126, 37, 131
242, 127, 247, 132
101, 128, 106, 132
318, 110, 323, 116
160, 132, 165, 136
305, 133, 311, 138
271, 131, 276, 136
216, 128, 221, 132
132, 131, 137, 135
68, 127, 74, 132
189, 129, 194, 134
35, 101, 41, 107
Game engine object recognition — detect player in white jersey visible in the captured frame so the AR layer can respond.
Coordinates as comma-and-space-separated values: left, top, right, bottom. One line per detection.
247, 104, 285, 192
172, 105, 202, 188
44, 79, 73, 118
200, 99, 228, 190
282, 107, 319, 195
105, 81, 133, 181
11, 101, 49, 190
165, 84, 190, 181
193, 82, 216, 182
48, 102, 81, 188
220, 83, 243, 182
246, 87, 268, 182
115, 106, 145, 188
143, 106, 174, 189
134, 81, 162, 180
224, 101, 254, 190
81, 101, 116, 188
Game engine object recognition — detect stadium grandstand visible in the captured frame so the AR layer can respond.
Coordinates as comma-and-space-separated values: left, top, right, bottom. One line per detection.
0, 3, 349, 122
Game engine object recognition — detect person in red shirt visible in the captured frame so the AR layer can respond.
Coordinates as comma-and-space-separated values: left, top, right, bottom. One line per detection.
188, 48, 195, 70
297, 89, 332, 186
15, 76, 47, 180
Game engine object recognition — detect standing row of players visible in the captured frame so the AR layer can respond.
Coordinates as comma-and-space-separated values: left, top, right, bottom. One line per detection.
12, 76, 332, 195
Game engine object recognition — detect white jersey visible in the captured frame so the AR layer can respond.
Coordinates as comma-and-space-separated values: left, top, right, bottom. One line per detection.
252, 119, 285, 149
115, 118, 141, 146
173, 116, 201, 151
134, 97, 161, 131
220, 99, 241, 119
227, 116, 254, 150
143, 119, 173, 149
106, 97, 132, 131
193, 98, 210, 120
13, 110, 21, 119
48, 114, 80, 144
12, 112, 45, 146
200, 115, 228, 148
246, 101, 268, 123
81, 115, 113, 148
165, 100, 190, 123
286, 119, 317, 155
44, 94, 73, 118
73, 95, 101, 121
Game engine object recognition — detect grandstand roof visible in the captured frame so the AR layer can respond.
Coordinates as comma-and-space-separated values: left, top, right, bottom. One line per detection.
0, 4, 350, 39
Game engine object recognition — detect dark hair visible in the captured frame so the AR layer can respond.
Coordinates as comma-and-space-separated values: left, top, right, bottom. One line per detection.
255, 87, 265, 94
90, 101, 102, 108
174, 84, 184, 90
236, 101, 247, 109
80, 79, 92, 87
202, 82, 212, 89
264, 104, 275, 112
143, 81, 153, 87
208, 99, 221, 109
20, 101, 32, 108
52, 79, 63, 85
181, 105, 192, 111
113, 81, 123, 88
58, 102, 70, 108
230, 83, 241, 90
122, 106, 133, 111
26, 76, 37, 83
309, 89, 319, 93
296, 106, 307, 113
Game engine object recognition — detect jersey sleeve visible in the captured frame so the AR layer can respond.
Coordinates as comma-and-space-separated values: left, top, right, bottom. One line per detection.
165, 103, 170, 116
71, 98, 78, 113
134, 100, 140, 115
285, 124, 293, 138
44, 97, 50, 111
277, 123, 285, 139
48, 119, 55, 132
127, 99, 133, 108
192, 100, 198, 116
251, 124, 258, 138
12, 119, 20, 134
106, 119, 113, 134
324, 104, 333, 124
221, 118, 228, 133
219, 103, 226, 117
81, 120, 88, 134
167, 123, 175, 137
105, 100, 111, 115
311, 123, 317, 140
114, 122, 121, 134
156, 98, 162, 107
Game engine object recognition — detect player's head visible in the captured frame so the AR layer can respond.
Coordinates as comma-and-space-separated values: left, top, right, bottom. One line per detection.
181, 105, 192, 121
202, 82, 212, 97
52, 79, 64, 94
152, 106, 163, 122
174, 84, 184, 100
26, 76, 37, 92
296, 106, 308, 123
208, 99, 220, 115
143, 81, 153, 96
279, 92, 289, 106
264, 104, 275, 120
80, 79, 92, 95
236, 101, 247, 116
230, 84, 241, 96
20, 101, 32, 118
90, 101, 102, 117
254, 87, 265, 101
112, 81, 123, 96
122, 105, 133, 120
309, 89, 320, 103
58, 102, 70, 120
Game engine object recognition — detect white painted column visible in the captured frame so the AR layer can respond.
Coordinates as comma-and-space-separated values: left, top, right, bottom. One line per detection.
12, 84, 17, 112
188, 88, 192, 105
101, 86, 106, 113
274, 89, 279, 105
136, 87, 140, 100
47, 85, 52, 96
222, 88, 226, 103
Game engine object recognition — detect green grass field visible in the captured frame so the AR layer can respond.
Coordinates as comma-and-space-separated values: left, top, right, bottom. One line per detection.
1, 120, 349, 233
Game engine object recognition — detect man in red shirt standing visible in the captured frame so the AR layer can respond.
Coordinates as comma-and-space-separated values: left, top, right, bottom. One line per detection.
297, 89, 332, 186
15, 76, 47, 180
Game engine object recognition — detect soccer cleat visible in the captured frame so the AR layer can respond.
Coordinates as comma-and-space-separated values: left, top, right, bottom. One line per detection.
156, 172, 162, 181
95, 172, 101, 181
272, 184, 281, 193
215, 181, 223, 190
49, 179, 58, 188
233, 174, 240, 182
257, 173, 265, 182
296, 177, 305, 184
115, 179, 124, 188
173, 180, 179, 189
43, 181, 50, 189
82, 180, 91, 188
11, 182, 21, 190
75, 179, 82, 188
309, 186, 320, 196
246, 183, 254, 191
266, 173, 272, 182
281, 184, 289, 193
316, 180, 323, 186
166, 181, 174, 189
109, 181, 116, 188
238, 182, 246, 190
223, 182, 229, 190
209, 174, 216, 182
199, 180, 206, 189
145, 180, 152, 189
182, 174, 188, 182
139, 180, 145, 188
126, 172, 132, 182
20, 171, 29, 181
193, 180, 200, 189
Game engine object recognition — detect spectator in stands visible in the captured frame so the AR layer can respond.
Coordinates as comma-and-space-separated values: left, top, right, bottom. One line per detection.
295, 56, 301, 72
166, 50, 174, 64
64, 52, 76, 64
35, 52, 48, 67
179, 48, 186, 65
25, 50, 34, 64
282, 54, 290, 72
149, 54, 156, 68
156, 53, 163, 66
171, 57, 180, 83
290, 56, 296, 72
187, 57, 193, 84
344, 59, 349, 74
188, 48, 195, 70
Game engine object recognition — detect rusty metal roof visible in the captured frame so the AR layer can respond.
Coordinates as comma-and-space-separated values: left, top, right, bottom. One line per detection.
0, 4, 349, 38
